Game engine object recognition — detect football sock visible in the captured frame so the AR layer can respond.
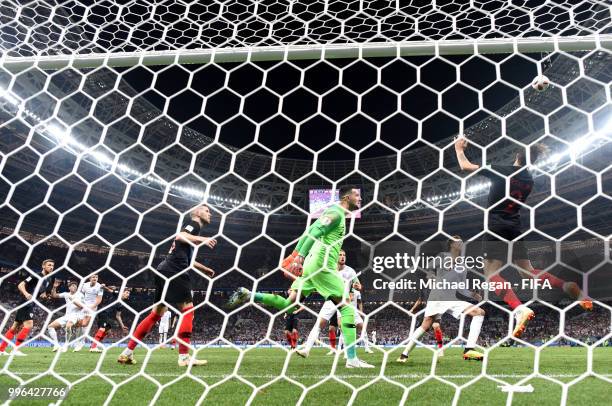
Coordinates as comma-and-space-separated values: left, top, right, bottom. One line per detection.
490, 274, 522, 309
127, 311, 162, 351
434, 327, 443, 348
15, 327, 30, 347
530, 269, 564, 289
402, 327, 426, 357
466, 315, 484, 348
91, 328, 106, 349
329, 328, 337, 349
253, 293, 295, 313
48, 328, 59, 347
339, 305, 356, 360
177, 306, 194, 355
303, 323, 320, 353
0, 328, 16, 352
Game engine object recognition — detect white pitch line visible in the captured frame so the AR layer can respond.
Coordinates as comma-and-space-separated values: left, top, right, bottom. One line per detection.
7, 372, 611, 379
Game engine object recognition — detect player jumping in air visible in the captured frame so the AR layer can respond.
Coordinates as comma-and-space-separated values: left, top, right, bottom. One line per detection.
118, 204, 216, 366
47, 280, 86, 352
228, 185, 374, 368
398, 236, 485, 362
454, 138, 591, 338
89, 285, 130, 352
297, 249, 372, 358
0, 259, 55, 356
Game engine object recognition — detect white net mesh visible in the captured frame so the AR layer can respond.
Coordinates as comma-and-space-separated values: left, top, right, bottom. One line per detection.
0, 0, 611, 405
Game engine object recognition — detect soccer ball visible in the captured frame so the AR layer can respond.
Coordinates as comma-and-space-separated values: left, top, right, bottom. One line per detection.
531, 75, 550, 92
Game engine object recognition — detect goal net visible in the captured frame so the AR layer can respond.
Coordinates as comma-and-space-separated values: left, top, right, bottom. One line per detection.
0, 0, 611, 404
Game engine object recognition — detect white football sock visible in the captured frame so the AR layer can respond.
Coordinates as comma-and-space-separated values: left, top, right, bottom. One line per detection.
402, 327, 426, 356
466, 315, 484, 348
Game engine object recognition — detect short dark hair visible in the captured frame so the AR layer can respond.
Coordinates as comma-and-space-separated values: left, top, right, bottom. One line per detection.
516, 143, 549, 166
338, 185, 358, 199
68, 281, 77, 287
42, 259, 54, 267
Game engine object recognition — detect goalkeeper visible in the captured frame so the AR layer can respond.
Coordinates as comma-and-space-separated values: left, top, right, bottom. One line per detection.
228, 185, 373, 368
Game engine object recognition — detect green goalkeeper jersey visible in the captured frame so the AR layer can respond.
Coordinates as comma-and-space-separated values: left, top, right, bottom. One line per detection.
296, 204, 346, 271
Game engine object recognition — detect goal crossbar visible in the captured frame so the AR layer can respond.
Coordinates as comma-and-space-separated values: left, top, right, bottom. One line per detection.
1, 35, 610, 72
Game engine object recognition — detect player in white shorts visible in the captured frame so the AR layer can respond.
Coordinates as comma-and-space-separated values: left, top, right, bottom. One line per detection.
297, 249, 371, 357
73, 274, 104, 352
159, 311, 172, 347
398, 236, 485, 363
371, 330, 377, 346
47, 280, 87, 352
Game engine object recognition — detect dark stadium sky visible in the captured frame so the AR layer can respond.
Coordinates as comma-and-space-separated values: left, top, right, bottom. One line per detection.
125, 52, 534, 159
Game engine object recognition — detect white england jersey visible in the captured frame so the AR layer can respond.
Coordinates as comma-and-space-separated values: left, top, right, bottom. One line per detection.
80, 282, 104, 311
427, 252, 472, 302
160, 311, 171, 325
59, 291, 84, 316
339, 265, 360, 307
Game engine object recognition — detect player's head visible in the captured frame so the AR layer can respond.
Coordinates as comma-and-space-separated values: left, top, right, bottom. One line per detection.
339, 185, 361, 211
121, 289, 131, 300
192, 204, 211, 224
338, 249, 346, 266
68, 281, 78, 293
447, 235, 463, 252
41, 259, 54, 274
89, 274, 98, 285
515, 143, 549, 166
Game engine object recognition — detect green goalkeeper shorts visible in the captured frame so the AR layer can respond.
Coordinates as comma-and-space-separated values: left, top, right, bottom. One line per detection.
290, 258, 345, 300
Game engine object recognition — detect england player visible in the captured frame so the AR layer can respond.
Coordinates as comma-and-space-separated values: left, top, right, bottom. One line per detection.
89, 285, 130, 352
455, 138, 591, 338
118, 204, 216, 366
47, 280, 86, 352
159, 311, 172, 347
407, 271, 445, 356
371, 330, 377, 346
0, 259, 55, 356
228, 186, 374, 368
72, 274, 104, 352
397, 236, 485, 362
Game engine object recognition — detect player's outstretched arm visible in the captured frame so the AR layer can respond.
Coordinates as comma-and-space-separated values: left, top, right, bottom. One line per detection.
177, 231, 217, 249
50, 280, 61, 299
115, 311, 128, 332
454, 137, 480, 172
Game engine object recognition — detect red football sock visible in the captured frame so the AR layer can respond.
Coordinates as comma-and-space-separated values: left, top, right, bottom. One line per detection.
490, 274, 522, 310
15, 327, 30, 347
292, 331, 299, 347
91, 328, 107, 349
530, 269, 564, 289
177, 306, 194, 355
0, 328, 16, 352
329, 329, 336, 349
434, 328, 443, 348
286, 331, 293, 347
128, 311, 162, 350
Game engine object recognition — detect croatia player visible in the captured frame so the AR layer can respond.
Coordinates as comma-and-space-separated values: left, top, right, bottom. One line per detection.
455, 138, 591, 338
72, 274, 104, 352
398, 236, 485, 362
159, 311, 171, 347
0, 259, 55, 356
89, 285, 130, 352
297, 249, 372, 358
228, 186, 374, 368
47, 280, 86, 352
118, 204, 216, 366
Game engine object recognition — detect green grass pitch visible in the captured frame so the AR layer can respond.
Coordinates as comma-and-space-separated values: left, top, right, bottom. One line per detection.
0, 346, 610, 405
